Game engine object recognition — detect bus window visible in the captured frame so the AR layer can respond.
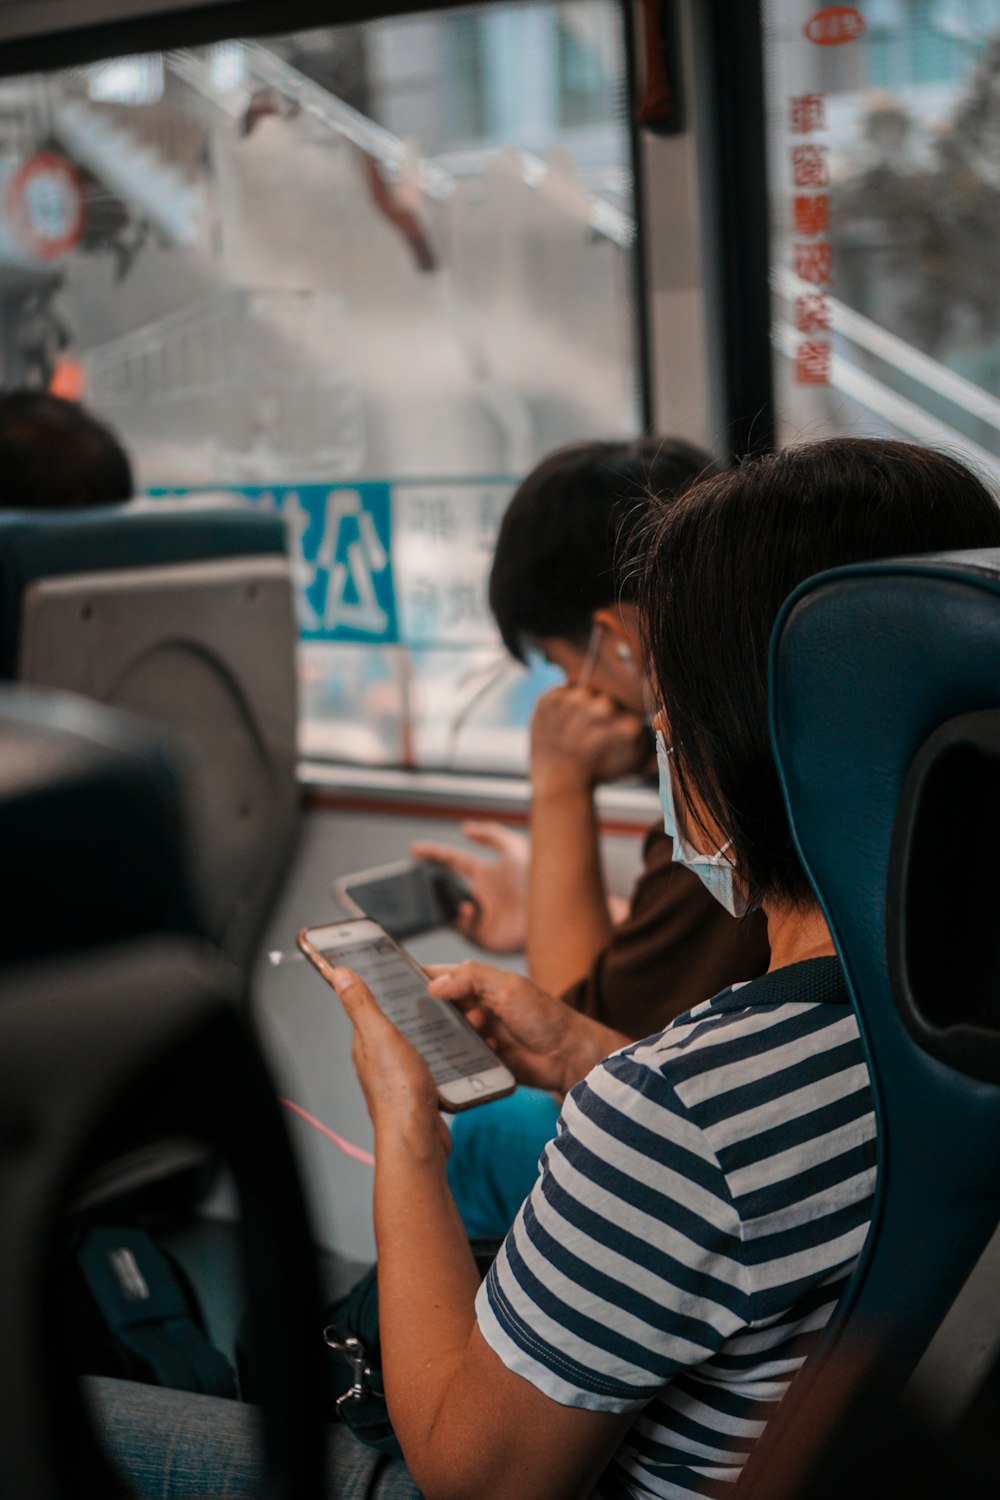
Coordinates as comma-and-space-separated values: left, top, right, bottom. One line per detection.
0, 1, 640, 773
764, 1, 1000, 488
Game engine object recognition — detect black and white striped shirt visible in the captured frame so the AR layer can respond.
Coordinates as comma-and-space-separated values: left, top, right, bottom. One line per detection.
475, 957, 877, 1500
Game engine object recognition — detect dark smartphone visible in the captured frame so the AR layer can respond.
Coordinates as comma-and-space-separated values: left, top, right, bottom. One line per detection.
334, 858, 477, 940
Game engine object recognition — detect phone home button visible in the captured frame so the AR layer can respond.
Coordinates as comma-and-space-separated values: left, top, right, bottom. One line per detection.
470, 1076, 486, 1092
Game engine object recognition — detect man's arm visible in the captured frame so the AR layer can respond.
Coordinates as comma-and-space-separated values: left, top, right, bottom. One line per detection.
527, 686, 649, 994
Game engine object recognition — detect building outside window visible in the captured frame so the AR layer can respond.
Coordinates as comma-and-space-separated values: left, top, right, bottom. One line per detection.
765, 0, 1000, 485
0, 1, 640, 772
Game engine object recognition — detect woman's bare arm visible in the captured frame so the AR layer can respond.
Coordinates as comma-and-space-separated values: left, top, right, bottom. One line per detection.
332, 965, 633, 1500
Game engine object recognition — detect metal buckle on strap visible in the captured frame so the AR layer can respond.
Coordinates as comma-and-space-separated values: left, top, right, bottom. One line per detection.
323, 1328, 385, 1406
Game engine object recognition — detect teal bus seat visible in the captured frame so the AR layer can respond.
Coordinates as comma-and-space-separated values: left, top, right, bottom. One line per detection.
734, 550, 1000, 1496
0, 504, 299, 973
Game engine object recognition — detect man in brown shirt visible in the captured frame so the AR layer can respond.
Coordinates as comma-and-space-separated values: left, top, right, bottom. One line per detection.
414, 438, 770, 1235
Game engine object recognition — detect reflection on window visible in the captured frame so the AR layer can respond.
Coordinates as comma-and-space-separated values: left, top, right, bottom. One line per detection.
765, 0, 1000, 488
0, 1, 639, 772
556, 3, 623, 127
443, 14, 487, 142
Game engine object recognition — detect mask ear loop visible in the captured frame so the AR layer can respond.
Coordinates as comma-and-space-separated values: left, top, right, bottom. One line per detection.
664, 743, 736, 866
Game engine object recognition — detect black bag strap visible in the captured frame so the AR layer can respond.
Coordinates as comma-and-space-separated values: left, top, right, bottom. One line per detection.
76, 1226, 237, 1398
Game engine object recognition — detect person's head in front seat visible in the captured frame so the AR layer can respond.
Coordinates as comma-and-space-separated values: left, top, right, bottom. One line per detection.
0, 390, 133, 510
488, 435, 718, 717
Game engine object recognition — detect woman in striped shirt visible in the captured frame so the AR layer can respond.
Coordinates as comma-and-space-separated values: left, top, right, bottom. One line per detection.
336, 442, 1000, 1500
93, 440, 1000, 1500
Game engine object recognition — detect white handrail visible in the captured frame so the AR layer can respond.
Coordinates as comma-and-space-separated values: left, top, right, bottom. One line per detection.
239, 41, 457, 201
52, 98, 203, 246
773, 320, 1000, 484
167, 44, 633, 248
772, 267, 1000, 434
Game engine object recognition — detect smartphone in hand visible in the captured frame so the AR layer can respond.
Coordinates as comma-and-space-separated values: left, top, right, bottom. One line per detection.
298, 917, 514, 1112
334, 859, 478, 940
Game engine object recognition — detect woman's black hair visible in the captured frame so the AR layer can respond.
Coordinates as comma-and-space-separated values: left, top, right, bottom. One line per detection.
489, 436, 717, 661
0, 391, 133, 510
640, 437, 1000, 912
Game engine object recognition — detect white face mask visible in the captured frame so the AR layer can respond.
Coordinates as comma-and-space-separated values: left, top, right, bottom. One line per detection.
655, 731, 749, 919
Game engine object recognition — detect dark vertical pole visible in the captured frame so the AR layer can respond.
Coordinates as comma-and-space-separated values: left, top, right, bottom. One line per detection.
623, 0, 655, 436
696, 0, 775, 458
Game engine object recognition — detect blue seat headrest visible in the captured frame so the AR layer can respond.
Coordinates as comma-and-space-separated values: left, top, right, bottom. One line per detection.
769, 547, 1000, 1361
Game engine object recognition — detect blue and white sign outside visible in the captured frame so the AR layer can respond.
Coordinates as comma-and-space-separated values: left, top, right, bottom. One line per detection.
152, 482, 399, 644
279, 483, 397, 643
150, 478, 517, 650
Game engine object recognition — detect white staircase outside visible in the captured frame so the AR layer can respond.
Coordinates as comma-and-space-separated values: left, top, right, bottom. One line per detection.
52, 97, 204, 246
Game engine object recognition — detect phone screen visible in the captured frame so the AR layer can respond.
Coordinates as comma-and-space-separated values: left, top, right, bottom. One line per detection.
342, 867, 441, 938
315, 930, 491, 1086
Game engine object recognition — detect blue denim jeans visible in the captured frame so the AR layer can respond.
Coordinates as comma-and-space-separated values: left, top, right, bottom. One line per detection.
445, 1086, 560, 1238
85, 1377, 422, 1499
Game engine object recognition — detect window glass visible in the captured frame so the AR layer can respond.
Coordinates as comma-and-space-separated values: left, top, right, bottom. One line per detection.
764, 0, 1000, 489
0, 1, 638, 770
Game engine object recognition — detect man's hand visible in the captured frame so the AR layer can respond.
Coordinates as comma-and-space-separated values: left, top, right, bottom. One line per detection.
531, 685, 650, 794
410, 823, 530, 953
428, 961, 627, 1097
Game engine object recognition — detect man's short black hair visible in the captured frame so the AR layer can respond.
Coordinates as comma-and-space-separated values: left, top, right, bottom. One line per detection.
0, 391, 133, 510
640, 437, 1000, 912
489, 436, 716, 661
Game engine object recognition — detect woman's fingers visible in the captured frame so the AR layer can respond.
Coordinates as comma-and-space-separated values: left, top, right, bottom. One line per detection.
430, 958, 500, 989
427, 960, 497, 1003
428, 962, 547, 1032
429, 958, 530, 998
330, 967, 399, 1044
330, 965, 377, 1015
330, 967, 443, 1131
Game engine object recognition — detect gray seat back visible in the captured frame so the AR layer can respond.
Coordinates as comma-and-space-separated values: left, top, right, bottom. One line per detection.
0, 506, 299, 972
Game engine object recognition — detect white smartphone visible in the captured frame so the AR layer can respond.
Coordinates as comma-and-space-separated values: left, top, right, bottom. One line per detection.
297, 917, 515, 1112
334, 858, 477, 940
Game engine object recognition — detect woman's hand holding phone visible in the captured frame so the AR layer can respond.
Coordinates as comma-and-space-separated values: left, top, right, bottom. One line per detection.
330, 964, 452, 1157
427, 962, 630, 1099
299, 920, 515, 1112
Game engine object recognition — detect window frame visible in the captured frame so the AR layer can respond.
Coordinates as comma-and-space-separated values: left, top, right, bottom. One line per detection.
690, 0, 774, 459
